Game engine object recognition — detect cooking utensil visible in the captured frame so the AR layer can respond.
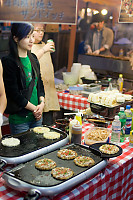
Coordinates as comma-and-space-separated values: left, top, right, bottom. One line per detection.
3, 144, 108, 199
85, 118, 110, 127
89, 142, 123, 158
64, 113, 77, 115
0, 126, 69, 169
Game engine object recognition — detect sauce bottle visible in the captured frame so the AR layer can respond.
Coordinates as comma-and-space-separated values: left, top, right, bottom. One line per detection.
71, 124, 82, 144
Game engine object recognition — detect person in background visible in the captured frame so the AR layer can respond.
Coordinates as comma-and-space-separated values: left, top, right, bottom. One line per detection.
0, 61, 7, 139
84, 13, 114, 55
2, 23, 45, 135
32, 23, 60, 126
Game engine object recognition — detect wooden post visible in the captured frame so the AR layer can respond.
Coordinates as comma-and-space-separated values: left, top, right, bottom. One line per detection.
67, 25, 77, 72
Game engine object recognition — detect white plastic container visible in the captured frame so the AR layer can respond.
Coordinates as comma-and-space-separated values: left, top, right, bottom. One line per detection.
71, 63, 81, 75
79, 65, 92, 84
88, 71, 97, 80
71, 63, 81, 84
62, 72, 78, 85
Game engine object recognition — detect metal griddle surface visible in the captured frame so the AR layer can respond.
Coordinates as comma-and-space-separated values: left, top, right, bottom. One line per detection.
0, 126, 67, 157
7, 144, 103, 187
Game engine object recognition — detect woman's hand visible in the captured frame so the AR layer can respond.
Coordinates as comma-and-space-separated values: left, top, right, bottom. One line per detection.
43, 41, 55, 53
33, 102, 44, 121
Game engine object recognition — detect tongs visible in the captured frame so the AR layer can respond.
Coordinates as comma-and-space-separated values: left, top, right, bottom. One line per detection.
85, 118, 110, 127
64, 112, 77, 115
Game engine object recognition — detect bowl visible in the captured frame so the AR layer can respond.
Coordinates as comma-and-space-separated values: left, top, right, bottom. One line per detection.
84, 127, 110, 145
55, 119, 69, 132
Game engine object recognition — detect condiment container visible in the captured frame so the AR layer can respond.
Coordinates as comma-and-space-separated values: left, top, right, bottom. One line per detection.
129, 130, 133, 146
71, 124, 82, 144
117, 74, 123, 93
69, 119, 79, 143
75, 112, 82, 125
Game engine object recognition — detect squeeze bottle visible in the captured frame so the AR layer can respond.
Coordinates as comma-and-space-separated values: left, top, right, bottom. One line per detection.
117, 74, 123, 93
75, 111, 83, 125
69, 118, 79, 143
71, 124, 82, 144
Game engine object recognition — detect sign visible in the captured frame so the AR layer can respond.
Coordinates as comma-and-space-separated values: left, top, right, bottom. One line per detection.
0, 0, 77, 24
119, 0, 133, 23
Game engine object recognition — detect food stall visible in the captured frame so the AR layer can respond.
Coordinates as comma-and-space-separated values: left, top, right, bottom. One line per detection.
0, 1, 133, 200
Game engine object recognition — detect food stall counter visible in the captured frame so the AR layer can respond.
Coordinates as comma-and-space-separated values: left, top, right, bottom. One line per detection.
0, 123, 133, 200
57, 91, 89, 111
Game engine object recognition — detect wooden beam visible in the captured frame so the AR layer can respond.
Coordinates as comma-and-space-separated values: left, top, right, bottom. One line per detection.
67, 25, 77, 72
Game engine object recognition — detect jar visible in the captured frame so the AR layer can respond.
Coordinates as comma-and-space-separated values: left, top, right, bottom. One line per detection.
71, 124, 82, 144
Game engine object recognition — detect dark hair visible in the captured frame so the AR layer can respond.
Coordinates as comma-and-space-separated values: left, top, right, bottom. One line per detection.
9, 22, 34, 59
91, 13, 106, 24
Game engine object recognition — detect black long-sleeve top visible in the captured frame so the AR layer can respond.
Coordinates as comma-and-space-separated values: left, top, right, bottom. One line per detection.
1, 53, 45, 112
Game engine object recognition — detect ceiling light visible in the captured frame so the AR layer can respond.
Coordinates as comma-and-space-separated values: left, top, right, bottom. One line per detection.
101, 9, 108, 15
87, 8, 91, 13
93, 10, 99, 15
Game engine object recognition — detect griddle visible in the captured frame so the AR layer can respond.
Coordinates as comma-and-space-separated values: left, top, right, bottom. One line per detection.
0, 126, 69, 165
89, 142, 123, 158
2, 144, 108, 198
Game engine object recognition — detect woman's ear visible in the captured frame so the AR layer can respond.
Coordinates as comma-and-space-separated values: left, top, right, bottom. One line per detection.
13, 36, 18, 43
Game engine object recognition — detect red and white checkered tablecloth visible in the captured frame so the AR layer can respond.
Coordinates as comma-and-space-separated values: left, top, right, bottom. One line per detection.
0, 123, 133, 200
57, 91, 89, 111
